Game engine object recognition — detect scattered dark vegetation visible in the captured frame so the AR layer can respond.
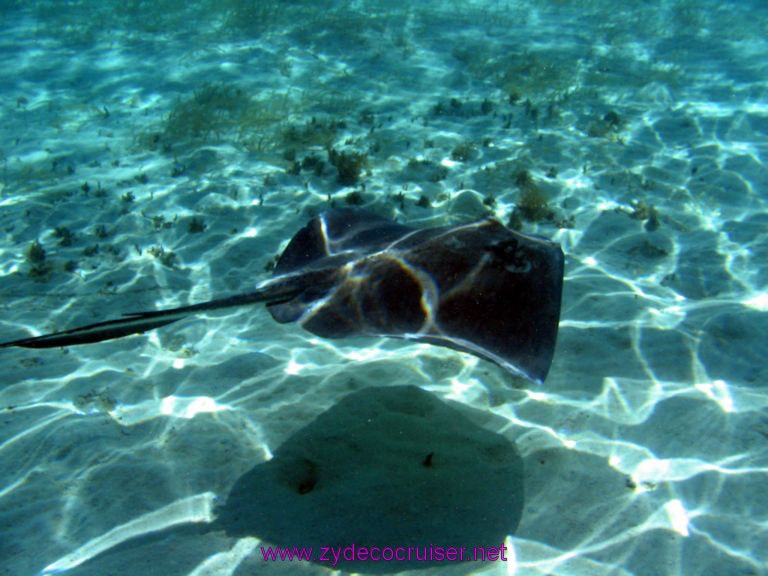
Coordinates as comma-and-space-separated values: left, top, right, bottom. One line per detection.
522, 99, 540, 123
188, 217, 207, 233
431, 96, 499, 120
587, 110, 624, 139
148, 81, 364, 160
26, 240, 51, 279
431, 97, 465, 117
515, 169, 555, 222
147, 246, 177, 268
93, 183, 108, 198
78, 243, 124, 265
53, 226, 74, 247
359, 109, 375, 126
629, 239, 669, 260
26, 0, 400, 46
162, 83, 249, 144
392, 191, 407, 210
221, 0, 287, 36
450, 142, 477, 162
16, 5, 603, 250
153, 83, 292, 153
328, 147, 367, 186
404, 158, 448, 183
286, 161, 301, 176
300, 154, 326, 176
507, 168, 573, 229
93, 225, 110, 239
345, 191, 366, 206
147, 213, 174, 231
622, 199, 661, 231
171, 162, 185, 177
26, 240, 46, 264
454, 47, 577, 103
282, 117, 345, 150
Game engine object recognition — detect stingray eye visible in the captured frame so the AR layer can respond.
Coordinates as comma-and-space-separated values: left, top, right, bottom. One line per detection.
502, 239, 518, 254
486, 239, 518, 261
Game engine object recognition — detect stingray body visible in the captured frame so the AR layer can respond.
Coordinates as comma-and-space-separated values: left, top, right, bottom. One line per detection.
1, 209, 564, 383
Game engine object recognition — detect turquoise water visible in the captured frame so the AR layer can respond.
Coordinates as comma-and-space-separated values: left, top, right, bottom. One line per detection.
1, 1, 767, 575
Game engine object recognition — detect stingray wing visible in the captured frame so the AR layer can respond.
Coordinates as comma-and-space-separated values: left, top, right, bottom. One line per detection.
268, 211, 564, 384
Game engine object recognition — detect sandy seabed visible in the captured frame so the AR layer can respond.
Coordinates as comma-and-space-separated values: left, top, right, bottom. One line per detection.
1, 1, 767, 575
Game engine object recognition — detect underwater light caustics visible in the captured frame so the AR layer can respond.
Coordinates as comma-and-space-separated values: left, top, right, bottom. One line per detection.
37, 386, 525, 575
39, 493, 217, 574
1, 209, 565, 384
743, 292, 768, 312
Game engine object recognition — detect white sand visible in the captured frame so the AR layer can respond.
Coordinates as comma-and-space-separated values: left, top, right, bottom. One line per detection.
1, 1, 767, 575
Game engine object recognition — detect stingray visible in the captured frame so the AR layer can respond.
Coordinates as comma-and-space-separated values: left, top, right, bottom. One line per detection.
1, 208, 564, 383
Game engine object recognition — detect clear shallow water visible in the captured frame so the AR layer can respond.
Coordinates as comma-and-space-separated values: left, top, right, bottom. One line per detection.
1, 1, 767, 575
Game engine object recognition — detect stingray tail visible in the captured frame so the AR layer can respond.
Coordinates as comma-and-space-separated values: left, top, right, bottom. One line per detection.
0, 269, 334, 350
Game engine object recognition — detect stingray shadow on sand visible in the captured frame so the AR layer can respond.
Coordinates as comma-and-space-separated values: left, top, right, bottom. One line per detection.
40, 386, 526, 575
